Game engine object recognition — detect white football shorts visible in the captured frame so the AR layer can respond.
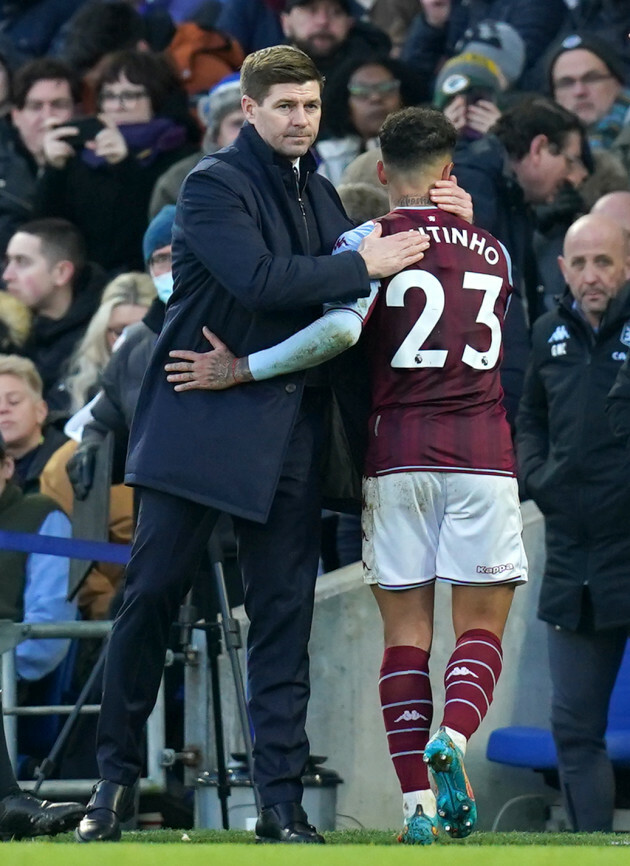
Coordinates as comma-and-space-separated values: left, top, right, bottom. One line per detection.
362, 471, 528, 589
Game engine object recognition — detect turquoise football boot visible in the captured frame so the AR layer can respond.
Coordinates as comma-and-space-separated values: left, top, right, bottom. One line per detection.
397, 804, 439, 845
423, 727, 477, 838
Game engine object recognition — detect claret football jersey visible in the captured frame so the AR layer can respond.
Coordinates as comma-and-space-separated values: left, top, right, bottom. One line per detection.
331, 207, 516, 478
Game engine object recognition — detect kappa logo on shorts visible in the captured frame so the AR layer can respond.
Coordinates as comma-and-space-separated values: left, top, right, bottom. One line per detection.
446, 666, 479, 680
476, 563, 513, 575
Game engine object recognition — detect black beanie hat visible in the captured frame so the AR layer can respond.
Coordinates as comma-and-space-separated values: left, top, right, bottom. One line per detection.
547, 33, 626, 92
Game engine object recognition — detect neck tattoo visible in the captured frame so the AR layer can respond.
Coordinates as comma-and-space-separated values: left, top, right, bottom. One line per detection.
395, 194, 432, 207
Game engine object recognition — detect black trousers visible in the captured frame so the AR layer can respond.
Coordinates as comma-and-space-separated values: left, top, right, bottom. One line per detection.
97, 395, 324, 807
548, 621, 628, 831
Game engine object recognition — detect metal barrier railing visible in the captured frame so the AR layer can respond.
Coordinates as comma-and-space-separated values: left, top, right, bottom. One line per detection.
0, 620, 167, 798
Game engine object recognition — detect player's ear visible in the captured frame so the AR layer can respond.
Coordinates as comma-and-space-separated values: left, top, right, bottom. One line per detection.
441, 162, 454, 181
376, 160, 387, 187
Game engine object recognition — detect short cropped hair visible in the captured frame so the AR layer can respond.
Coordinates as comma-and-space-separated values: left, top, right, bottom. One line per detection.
379, 107, 457, 174
492, 96, 584, 161
241, 45, 323, 104
17, 218, 86, 271
0, 354, 43, 399
12, 58, 81, 109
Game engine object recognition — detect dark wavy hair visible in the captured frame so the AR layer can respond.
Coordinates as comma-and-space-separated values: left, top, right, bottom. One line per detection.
12, 58, 81, 109
95, 49, 200, 142
380, 106, 457, 173
491, 95, 585, 160
96, 49, 185, 116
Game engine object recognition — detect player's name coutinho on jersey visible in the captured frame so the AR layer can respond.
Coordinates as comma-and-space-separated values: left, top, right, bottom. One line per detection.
418, 225, 501, 266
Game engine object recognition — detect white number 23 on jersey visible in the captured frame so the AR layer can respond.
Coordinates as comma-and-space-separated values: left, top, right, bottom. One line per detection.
387, 269, 503, 371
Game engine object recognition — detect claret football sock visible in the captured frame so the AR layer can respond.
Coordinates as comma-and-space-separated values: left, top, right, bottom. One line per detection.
379, 645, 432, 792
441, 628, 503, 739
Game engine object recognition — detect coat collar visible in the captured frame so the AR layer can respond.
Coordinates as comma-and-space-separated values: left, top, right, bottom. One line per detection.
235, 121, 318, 175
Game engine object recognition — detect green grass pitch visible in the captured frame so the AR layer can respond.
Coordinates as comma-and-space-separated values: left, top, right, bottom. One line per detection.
4, 830, 630, 865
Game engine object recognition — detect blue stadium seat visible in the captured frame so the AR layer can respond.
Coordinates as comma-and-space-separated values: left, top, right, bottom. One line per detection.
487, 641, 630, 772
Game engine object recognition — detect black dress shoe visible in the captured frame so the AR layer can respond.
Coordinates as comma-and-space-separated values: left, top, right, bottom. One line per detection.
74, 780, 136, 843
0, 791, 84, 840
255, 802, 325, 844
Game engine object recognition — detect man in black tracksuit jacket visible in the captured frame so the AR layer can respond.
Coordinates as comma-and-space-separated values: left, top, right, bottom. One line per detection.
516, 213, 630, 832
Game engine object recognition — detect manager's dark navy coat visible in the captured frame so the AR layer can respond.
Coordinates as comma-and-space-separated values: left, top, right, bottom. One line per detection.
125, 122, 370, 521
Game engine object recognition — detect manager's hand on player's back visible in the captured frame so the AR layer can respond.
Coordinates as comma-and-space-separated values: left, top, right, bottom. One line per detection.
358, 222, 430, 279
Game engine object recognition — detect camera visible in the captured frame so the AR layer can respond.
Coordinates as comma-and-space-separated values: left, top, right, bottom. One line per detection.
55, 116, 105, 150
464, 86, 496, 107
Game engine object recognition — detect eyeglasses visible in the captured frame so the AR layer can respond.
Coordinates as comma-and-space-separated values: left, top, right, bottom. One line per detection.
100, 88, 149, 107
547, 142, 585, 172
149, 251, 172, 269
23, 98, 73, 112
553, 71, 613, 91
348, 80, 400, 99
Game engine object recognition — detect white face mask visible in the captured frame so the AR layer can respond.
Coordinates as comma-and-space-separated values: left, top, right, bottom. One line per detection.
153, 271, 174, 303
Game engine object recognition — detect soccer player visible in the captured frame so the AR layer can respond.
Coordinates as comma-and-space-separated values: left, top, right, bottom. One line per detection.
166, 106, 528, 844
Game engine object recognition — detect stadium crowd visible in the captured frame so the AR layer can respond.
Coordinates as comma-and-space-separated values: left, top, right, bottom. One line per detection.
0, 0, 629, 844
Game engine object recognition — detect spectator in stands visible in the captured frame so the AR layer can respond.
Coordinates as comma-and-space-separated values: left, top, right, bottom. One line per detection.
67, 206, 176, 503
61, 209, 176, 619
454, 97, 586, 427
0, 356, 67, 493
366, 0, 417, 58
0, 429, 77, 684
0, 294, 31, 357
533, 144, 628, 312
40, 430, 134, 622
3, 218, 106, 412
149, 73, 244, 218
548, 34, 630, 162
37, 49, 198, 274
282, 0, 391, 94
433, 49, 517, 147
336, 180, 388, 225
0, 59, 79, 260
331, 26, 526, 186
401, 6, 565, 93
0, 0, 87, 63
549, 0, 630, 86
592, 190, 630, 234
215, 0, 284, 56
518, 213, 630, 832
61, 272, 155, 415
53, 1, 167, 114
318, 55, 424, 186
40, 272, 156, 619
